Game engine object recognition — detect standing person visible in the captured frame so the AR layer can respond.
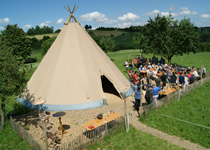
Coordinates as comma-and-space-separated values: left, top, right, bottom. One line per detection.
145, 86, 154, 104
155, 76, 162, 89
170, 72, 177, 87
146, 75, 152, 88
124, 60, 128, 72
133, 57, 137, 68
134, 86, 141, 117
129, 59, 134, 70
160, 72, 167, 89
201, 65, 206, 78
133, 71, 139, 85
152, 84, 161, 108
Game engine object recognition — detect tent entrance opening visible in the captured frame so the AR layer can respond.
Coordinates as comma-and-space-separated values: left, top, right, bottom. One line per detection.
101, 75, 121, 98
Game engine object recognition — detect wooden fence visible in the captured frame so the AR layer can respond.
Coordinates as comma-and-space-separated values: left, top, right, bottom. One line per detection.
57, 117, 124, 150
10, 116, 42, 150
142, 75, 210, 117
9, 115, 124, 150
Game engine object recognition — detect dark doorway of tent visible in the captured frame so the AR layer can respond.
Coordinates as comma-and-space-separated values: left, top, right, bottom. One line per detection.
101, 75, 121, 98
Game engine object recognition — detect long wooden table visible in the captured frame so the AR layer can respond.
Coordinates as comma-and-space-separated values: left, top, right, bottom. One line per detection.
140, 70, 147, 78
81, 112, 122, 131
159, 87, 177, 95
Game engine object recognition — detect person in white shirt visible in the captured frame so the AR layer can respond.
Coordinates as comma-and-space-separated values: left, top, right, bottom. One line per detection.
138, 65, 143, 73
193, 70, 199, 78
148, 63, 152, 69
202, 65, 206, 78
124, 60, 128, 72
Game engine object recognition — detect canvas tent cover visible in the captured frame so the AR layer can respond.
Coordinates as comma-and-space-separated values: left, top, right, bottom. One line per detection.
17, 22, 133, 111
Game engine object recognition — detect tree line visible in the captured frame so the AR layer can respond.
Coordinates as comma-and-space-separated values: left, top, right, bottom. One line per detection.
26, 25, 61, 35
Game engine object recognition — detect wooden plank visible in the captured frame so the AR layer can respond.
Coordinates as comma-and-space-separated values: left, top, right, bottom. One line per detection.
81, 112, 122, 130
159, 88, 177, 95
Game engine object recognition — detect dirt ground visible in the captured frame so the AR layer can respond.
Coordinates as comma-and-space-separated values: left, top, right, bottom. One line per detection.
14, 92, 147, 148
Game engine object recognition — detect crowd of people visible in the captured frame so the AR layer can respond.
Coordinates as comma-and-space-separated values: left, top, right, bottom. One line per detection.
125, 56, 206, 116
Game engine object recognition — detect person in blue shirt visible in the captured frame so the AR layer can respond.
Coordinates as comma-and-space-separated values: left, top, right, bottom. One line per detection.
152, 84, 161, 108
179, 72, 185, 87
134, 86, 141, 117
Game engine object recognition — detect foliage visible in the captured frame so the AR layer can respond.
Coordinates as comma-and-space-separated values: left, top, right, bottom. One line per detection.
141, 14, 200, 65
98, 37, 115, 53
87, 125, 183, 150
133, 33, 146, 50
200, 27, 210, 42
55, 29, 61, 33
0, 46, 27, 98
26, 25, 54, 35
0, 44, 28, 130
140, 81, 210, 148
41, 37, 56, 55
84, 24, 92, 30
0, 24, 32, 60
200, 42, 210, 52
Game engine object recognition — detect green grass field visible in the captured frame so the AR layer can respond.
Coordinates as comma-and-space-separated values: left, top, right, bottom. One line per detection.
140, 81, 210, 148
87, 125, 184, 150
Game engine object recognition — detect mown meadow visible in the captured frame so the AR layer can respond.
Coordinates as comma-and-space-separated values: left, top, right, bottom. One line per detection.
87, 125, 184, 150
140, 81, 210, 148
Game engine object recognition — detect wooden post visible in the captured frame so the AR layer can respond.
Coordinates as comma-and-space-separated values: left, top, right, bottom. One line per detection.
140, 85, 142, 113
105, 123, 108, 135
37, 105, 40, 117
43, 120, 48, 150
178, 89, 181, 101
123, 91, 128, 131
201, 66, 203, 86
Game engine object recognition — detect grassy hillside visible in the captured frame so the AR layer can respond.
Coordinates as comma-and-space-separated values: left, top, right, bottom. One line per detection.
27, 33, 58, 40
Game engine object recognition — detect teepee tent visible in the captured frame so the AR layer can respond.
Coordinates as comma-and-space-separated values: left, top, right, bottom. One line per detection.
18, 5, 133, 111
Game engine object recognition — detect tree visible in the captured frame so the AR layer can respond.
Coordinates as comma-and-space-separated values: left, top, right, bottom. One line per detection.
98, 37, 115, 53
55, 29, 61, 33
141, 14, 200, 65
0, 24, 32, 61
85, 24, 89, 30
88, 25, 92, 30
0, 43, 27, 130
41, 37, 56, 55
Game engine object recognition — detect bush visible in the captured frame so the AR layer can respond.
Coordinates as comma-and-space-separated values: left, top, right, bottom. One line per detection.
41, 37, 56, 55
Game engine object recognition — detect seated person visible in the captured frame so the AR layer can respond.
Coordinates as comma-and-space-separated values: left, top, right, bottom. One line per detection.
189, 75, 195, 84
170, 72, 177, 87
179, 72, 185, 86
193, 69, 199, 79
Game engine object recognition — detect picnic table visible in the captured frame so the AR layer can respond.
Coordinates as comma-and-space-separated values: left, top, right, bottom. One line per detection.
159, 87, 177, 95
81, 112, 122, 131
156, 72, 163, 76
140, 70, 147, 78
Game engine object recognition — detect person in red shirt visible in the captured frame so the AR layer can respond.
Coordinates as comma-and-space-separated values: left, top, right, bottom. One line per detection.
133, 71, 139, 84
133, 57, 137, 68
